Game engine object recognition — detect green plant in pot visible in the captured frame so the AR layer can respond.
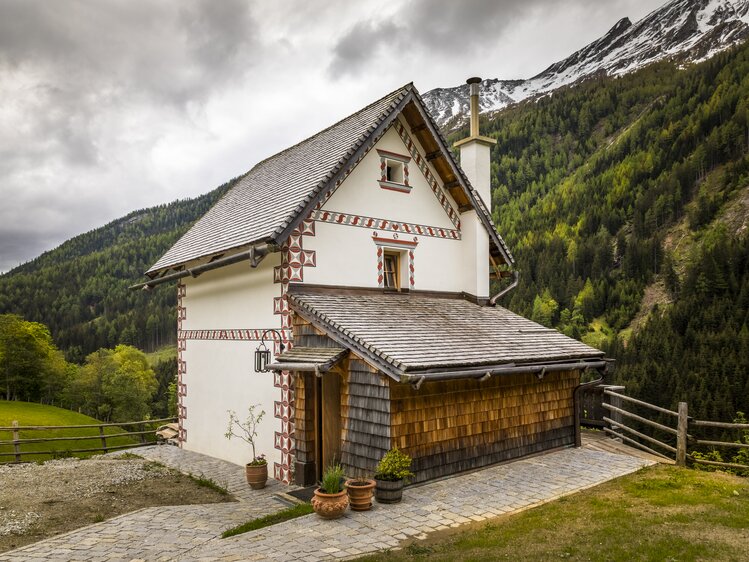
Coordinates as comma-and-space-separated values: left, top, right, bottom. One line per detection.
225, 404, 268, 489
345, 475, 376, 511
311, 464, 349, 519
374, 447, 414, 504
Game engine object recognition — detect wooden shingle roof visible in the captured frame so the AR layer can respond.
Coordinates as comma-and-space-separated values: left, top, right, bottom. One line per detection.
288, 290, 604, 378
147, 83, 514, 276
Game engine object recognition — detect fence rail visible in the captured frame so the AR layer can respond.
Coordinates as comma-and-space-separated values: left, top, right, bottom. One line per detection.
0, 417, 177, 463
581, 386, 748, 471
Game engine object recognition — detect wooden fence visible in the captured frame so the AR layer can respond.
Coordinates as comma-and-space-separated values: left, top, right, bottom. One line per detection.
0, 417, 177, 463
582, 385, 749, 470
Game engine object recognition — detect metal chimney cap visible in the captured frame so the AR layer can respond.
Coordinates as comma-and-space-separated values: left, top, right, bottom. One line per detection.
466, 77, 482, 85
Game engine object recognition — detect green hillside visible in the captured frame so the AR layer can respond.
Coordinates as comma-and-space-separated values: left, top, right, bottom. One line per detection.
0, 181, 234, 362
446, 42, 749, 419
0, 401, 137, 462
0, 41, 748, 420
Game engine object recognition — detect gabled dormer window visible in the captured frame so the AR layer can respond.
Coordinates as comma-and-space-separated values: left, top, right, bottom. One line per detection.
377, 149, 411, 193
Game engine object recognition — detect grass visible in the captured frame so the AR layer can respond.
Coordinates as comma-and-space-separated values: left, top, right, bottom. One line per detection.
188, 473, 231, 496
144, 345, 177, 367
221, 503, 314, 538
0, 401, 138, 462
357, 465, 749, 562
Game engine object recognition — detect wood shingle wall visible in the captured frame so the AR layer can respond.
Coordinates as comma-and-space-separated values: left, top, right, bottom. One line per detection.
340, 358, 391, 477
389, 370, 579, 482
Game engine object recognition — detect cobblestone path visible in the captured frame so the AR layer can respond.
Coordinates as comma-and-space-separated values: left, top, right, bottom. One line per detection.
2, 446, 652, 561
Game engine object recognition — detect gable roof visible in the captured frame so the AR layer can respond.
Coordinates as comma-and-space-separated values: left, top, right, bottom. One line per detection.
147, 83, 513, 276
287, 289, 604, 380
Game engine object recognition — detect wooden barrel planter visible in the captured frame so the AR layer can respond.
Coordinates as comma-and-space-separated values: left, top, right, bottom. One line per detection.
345, 479, 376, 511
374, 478, 404, 504
245, 462, 268, 489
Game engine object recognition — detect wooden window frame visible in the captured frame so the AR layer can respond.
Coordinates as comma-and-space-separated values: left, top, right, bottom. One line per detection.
383, 251, 400, 290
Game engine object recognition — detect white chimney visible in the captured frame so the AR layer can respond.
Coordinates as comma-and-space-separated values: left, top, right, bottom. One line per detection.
454, 77, 496, 300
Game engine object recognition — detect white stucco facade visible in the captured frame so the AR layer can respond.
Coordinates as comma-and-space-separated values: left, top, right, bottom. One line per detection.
175, 115, 495, 481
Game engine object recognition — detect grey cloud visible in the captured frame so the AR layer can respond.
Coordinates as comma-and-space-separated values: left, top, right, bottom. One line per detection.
327, 0, 601, 78
0, 0, 261, 272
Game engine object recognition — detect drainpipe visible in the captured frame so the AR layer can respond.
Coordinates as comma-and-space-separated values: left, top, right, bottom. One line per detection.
489, 270, 519, 306
573, 363, 610, 447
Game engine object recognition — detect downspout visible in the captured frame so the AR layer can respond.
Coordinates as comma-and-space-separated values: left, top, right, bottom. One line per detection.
572, 364, 609, 447
489, 270, 519, 306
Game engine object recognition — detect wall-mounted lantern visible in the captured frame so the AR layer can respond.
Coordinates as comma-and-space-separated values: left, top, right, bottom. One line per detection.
254, 329, 285, 373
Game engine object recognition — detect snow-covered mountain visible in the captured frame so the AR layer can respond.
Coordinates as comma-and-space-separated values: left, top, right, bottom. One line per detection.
424, 0, 749, 128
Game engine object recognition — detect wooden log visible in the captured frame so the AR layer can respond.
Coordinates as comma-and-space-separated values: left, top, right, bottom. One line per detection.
0, 417, 175, 432
603, 389, 678, 417
692, 419, 749, 429
12, 421, 20, 463
603, 403, 678, 435
694, 439, 749, 449
676, 402, 688, 467
603, 427, 672, 460
603, 416, 676, 453
688, 456, 749, 471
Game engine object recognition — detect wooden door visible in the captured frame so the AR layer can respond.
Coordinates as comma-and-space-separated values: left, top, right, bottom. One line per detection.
316, 373, 341, 479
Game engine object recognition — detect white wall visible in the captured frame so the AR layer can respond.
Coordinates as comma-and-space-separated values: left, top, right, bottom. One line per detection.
181, 254, 283, 468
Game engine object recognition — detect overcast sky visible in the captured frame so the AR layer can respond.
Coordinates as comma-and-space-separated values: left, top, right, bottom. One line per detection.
0, 0, 661, 273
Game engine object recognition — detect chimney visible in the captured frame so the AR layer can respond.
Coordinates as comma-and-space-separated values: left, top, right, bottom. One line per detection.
454, 77, 496, 300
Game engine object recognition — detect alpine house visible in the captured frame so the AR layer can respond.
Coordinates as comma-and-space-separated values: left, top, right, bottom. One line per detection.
136, 79, 606, 485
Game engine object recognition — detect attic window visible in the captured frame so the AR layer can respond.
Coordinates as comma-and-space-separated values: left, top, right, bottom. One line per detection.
377, 149, 411, 193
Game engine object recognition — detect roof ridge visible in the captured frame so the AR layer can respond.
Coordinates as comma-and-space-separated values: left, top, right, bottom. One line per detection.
248, 82, 414, 174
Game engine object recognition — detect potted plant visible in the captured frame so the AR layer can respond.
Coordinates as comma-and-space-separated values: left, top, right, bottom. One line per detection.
225, 404, 267, 489
311, 464, 349, 519
345, 477, 376, 511
374, 447, 414, 504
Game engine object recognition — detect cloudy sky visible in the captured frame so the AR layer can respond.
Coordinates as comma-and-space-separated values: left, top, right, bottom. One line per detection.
0, 0, 661, 273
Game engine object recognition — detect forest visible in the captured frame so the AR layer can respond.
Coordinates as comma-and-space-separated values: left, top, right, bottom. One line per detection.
1, 40, 748, 422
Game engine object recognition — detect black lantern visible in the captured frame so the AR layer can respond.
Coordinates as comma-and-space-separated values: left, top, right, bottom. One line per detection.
254, 329, 285, 373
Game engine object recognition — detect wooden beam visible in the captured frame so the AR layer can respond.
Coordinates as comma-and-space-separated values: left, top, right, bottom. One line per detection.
425, 150, 442, 162
410, 123, 427, 133
444, 180, 460, 190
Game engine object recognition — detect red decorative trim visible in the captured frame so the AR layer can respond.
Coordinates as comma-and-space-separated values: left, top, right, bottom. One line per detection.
178, 329, 292, 341
376, 148, 411, 162
372, 234, 419, 248
312, 210, 460, 240
393, 121, 460, 229
378, 180, 412, 193
176, 282, 187, 445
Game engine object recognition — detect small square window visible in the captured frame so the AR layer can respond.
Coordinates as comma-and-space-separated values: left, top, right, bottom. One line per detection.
386, 160, 404, 184
383, 252, 400, 289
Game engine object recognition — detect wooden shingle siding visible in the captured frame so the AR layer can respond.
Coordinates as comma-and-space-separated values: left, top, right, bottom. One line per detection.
390, 370, 579, 482
340, 358, 391, 477
293, 372, 316, 465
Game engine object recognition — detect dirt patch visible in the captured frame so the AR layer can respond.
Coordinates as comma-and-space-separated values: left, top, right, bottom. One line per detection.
0, 456, 235, 553
625, 279, 672, 338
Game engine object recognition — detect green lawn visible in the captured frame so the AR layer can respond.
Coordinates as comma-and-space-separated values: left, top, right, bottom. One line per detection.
0, 401, 139, 462
144, 345, 177, 366
358, 465, 749, 562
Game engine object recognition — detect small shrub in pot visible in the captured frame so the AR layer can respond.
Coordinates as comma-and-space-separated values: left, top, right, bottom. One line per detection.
374, 448, 414, 504
225, 405, 268, 489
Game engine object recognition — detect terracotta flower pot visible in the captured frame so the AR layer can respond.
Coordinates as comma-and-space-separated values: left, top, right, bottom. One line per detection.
374, 477, 404, 504
245, 462, 268, 489
345, 479, 376, 511
311, 488, 349, 519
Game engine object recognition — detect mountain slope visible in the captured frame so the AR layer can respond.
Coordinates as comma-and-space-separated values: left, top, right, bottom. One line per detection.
424, 0, 749, 127
0, 181, 233, 361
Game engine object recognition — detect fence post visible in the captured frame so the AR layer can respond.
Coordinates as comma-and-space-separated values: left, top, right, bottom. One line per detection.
99, 425, 108, 453
12, 421, 20, 463
676, 402, 688, 467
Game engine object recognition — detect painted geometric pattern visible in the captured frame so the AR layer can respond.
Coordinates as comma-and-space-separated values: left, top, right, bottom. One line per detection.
178, 329, 292, 341
176, 283, 188, 445
374, 235, 418, 289
311, 209, 460, 240
271, 218, 315, 483
393, 120, 461, 229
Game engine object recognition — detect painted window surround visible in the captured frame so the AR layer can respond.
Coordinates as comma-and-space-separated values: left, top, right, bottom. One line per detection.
377, 149, 411, 193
